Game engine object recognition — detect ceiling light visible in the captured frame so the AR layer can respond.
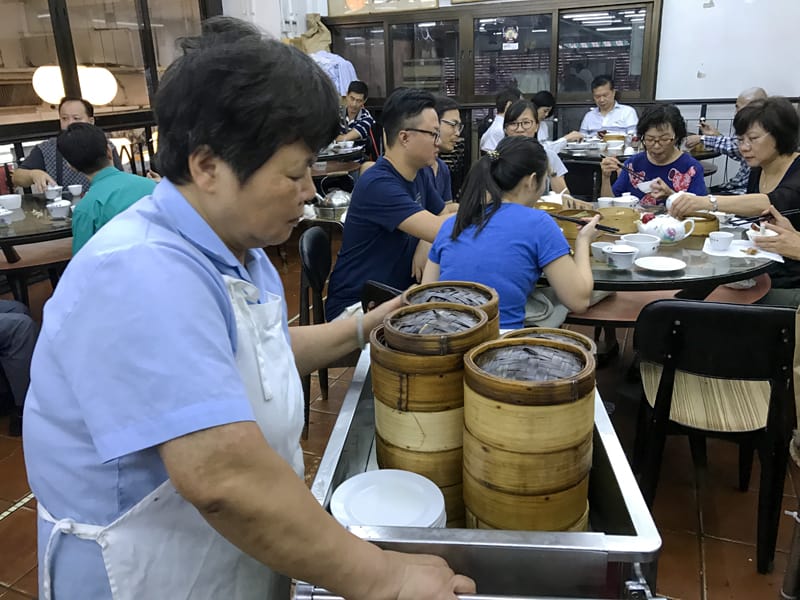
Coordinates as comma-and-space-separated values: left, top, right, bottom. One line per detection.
417, 22, 436, 27
595, 26, 632, 31
565, 12, 611, 20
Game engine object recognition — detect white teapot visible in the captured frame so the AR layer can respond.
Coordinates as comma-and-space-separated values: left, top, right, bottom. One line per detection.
636, 214, 695, 244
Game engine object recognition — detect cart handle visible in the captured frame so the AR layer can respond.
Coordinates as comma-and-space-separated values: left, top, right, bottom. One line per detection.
293, 588, 667, 600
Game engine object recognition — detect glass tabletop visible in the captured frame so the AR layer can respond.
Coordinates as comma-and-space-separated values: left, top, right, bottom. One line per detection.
0, 194, 74, 247
588, 232, 772, 296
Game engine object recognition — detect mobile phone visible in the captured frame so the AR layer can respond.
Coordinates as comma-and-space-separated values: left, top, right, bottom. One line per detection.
361, 280, 402, 312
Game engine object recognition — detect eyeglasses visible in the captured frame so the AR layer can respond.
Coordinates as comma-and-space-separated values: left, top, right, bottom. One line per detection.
507, 119, 536, 132
440, 118, 464, 134
736, 132, 769, 148
404, 128, 440, 144
642, 135, 675, 146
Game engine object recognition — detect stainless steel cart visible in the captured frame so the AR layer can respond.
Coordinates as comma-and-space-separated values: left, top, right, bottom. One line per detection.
296, 351, 663, 600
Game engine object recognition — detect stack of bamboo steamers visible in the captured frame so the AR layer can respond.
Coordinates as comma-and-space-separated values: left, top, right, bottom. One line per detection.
370, 281, 596, 531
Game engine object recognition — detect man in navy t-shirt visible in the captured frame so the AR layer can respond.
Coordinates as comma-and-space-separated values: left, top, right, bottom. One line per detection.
326, 89, 454, 320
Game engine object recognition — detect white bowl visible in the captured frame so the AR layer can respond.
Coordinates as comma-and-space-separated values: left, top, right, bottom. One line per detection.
0, 194, 21, 210
745, 228, 778, 242
613, 196, 638, 208
67, 184, 82, 197
597, 196, 614, 208
44, 186, 63, 200
620, 233, 661, 257
46, 200, 71, 219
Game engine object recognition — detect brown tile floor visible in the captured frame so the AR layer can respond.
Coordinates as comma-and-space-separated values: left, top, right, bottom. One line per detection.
0, 226, 797, 599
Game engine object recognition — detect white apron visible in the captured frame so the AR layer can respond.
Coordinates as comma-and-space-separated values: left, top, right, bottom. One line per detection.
38, 275, 305, 600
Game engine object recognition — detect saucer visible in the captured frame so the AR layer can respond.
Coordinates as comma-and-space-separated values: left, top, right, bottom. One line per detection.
634, 256, 687, 272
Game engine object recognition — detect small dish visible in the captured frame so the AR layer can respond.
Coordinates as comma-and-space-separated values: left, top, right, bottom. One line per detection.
745, 228, 778, 242
634, 256, 687, 272
636, 180, 655, 193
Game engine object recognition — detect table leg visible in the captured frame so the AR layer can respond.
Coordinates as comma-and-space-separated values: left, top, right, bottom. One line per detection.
1, 245, 20, 264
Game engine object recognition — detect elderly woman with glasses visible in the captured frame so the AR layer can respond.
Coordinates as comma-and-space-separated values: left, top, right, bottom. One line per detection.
600, 104, 707, 206
503, 99, 569, 194
670, 97, 800, 306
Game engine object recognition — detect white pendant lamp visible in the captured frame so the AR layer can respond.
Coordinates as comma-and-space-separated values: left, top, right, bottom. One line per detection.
32, 65, 119, 106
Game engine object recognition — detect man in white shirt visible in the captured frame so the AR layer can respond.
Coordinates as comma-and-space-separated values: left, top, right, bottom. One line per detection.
479, 87, 522, 152
579, 76, 638, 137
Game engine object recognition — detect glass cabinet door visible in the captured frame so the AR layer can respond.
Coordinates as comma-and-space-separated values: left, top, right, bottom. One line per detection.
331, 24, 387, 98
389, 20, 459, 96
557, 7, 649, 95
473, 14, 553, 97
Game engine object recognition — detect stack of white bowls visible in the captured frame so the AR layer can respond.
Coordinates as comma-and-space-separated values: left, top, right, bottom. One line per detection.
330, 469, 446, 528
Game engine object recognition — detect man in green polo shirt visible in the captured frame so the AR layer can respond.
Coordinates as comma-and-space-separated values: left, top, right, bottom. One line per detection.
57, 123, 156, 253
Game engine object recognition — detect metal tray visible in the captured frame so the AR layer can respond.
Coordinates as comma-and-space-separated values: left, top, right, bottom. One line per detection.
298, 351, 662, 600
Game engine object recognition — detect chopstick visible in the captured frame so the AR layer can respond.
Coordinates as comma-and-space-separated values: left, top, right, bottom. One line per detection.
552, 213, 619, 233
729, 209, 800, 224
600, 154, 639, 179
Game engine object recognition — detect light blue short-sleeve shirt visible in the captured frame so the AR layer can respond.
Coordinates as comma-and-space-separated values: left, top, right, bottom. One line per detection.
23, 179, 289, 598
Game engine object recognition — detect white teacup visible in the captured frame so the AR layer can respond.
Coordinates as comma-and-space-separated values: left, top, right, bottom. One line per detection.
613, 194, 638, 208
67, 184, 82, 197
708, 231, 734, 251
619, 233, 660, 257
597, 196, 614, 208
603, 244, 639, 269
44, 185, 63, 200
46, 199, 71, 219
591, 241, 613, 261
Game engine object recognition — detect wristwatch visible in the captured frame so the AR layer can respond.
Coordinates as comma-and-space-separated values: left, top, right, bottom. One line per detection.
708, 195, 718, 211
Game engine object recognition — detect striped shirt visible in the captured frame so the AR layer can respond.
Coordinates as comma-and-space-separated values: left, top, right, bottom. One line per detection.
341, 107, 374, 140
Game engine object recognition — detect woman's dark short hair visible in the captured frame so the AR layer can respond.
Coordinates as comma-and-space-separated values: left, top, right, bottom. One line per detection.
56, 123, 109, 174
381, 88, 436, 147
734, 97, 800, 155
636, 104, 688, 146
347, 80, 369, 98
503, 99, 539, 130
531, 91, 555, 110
155, 35, 340, 185
434, 95, 460, 118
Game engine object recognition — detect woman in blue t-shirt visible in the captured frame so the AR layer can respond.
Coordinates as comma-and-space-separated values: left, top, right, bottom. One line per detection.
422, 136, 599, 329
600, 104, 707, 206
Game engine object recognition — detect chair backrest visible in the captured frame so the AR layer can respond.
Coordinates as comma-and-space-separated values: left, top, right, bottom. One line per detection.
634, 299, 795, 383
477, 111, 495, 139
299, 225, 331, 297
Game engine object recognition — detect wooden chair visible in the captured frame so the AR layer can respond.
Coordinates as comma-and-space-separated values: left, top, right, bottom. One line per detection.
633, 299, 796, 573
0, 238, 73, 306
298, 226, 358, 438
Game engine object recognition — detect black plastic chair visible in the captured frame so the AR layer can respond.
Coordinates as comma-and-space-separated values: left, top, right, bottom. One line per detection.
633, 299, 796, 574
298, 226, 359, 438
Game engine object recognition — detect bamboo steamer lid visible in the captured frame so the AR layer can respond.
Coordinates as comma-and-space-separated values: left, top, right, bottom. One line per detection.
465, 501, 589, 531
597, 207, 639, 234
403, 281, 500, 338
383, 302, 490, 356
555, 208, 602, 241
501, 327, 597, 357
533, 201, 563, 214
463, 470, 589, 531
462, 427, 592, 494
370, 325, 464, 412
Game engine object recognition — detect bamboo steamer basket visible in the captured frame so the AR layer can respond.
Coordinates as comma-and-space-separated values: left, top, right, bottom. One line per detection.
533, 201, 563, 214
403, 281, 500, 338
383, 302, 490, 356
686, 211, 719, 237
465, 501, 589, 532
462, 337, 595, 531
462, 428, 592, 494
441, 482, 466, 526
463, 471, 589, 530
371, 325, 464, 412
597, 207, 639, 234
556, 208, 602, 242
501, 327, 597, 358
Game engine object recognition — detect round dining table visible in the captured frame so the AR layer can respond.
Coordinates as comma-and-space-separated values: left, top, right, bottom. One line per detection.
588, 233, 772, 300
0, 193, 74, 263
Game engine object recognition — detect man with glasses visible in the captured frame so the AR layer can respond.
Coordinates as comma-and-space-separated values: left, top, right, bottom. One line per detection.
579, 76, 638, 138
684, 87, 767, 194
424, 95, 462, 203
326, 88, 454, 320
